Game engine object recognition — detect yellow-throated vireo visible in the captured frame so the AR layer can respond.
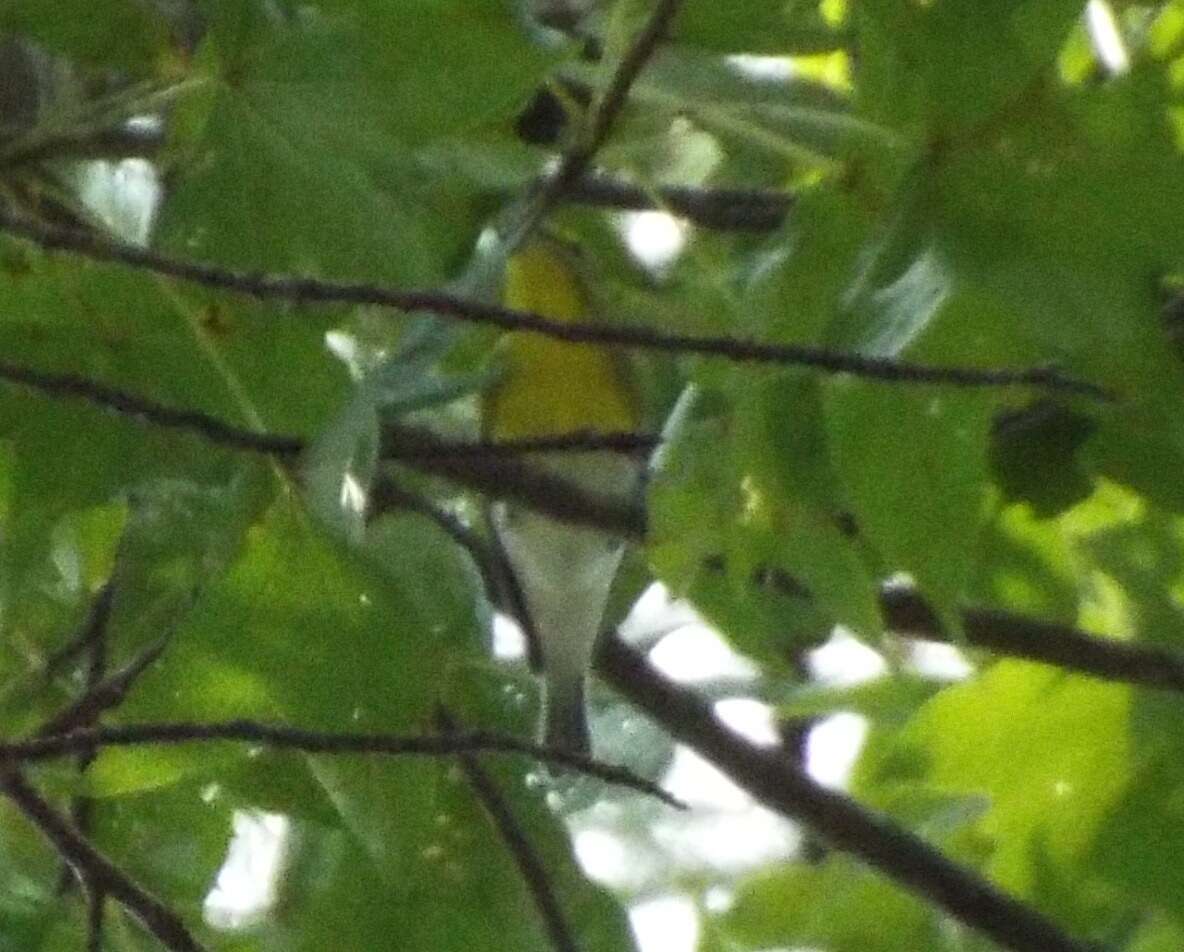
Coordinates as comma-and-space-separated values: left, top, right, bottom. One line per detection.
484, 241, 641, 755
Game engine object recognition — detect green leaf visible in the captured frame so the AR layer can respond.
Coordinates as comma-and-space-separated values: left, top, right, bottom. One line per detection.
159, 0, 559, 280
856, 0, 1083, 131
636, 47, 894, 168
736, 371, 882, 638
673, 1, 846, 55
648, 385, 835, 669
0, 0, 171, 73
857, 662, 1130, 910
717, 860, 944, 952
826, 380, 994, 623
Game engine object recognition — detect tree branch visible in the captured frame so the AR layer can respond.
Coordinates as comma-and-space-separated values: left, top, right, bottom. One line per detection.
0, 720, 680, 807
0, 359, 304, 458
436, 708, 577, 952
563, 174, 792, 231
596, 635, 1101, 952
0, 207, 1110, 396
882, 585, 1184, 692
38, 637, 169, 738
4, 358, 1177, 696
380, 428, 658, 460
43, 581, 117, 679
0, 768, 206, 952
516, 0, 688, 240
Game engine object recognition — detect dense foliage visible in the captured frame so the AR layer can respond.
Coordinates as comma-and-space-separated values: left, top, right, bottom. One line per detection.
0, 1, 1183, 950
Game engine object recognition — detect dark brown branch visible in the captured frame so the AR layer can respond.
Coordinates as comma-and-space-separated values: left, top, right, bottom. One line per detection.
0, 204, 1110, 397
381, 429, 658, 460
563, 174, 793, 231
380, 448, 643, 539
1, 121, 165, 169
581, 0, 684, 165
85, 887, 106, 952
436, 708, 577, 952
517, 0, 687, 239
44, 582, 117, 678
881, 586, 1184, 692
39, 638, 169, 737
0, 360, 304, 458
0, 720, 681, 807
0, 356, 646, 536
6, 359, 1177, 695
0, 768, 205, 952
597, 635, 1101, 952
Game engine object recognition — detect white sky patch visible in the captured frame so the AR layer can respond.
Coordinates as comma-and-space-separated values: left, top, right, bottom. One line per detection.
204, 811, 290, 930
715, 697, 780, 747
492, 611, 528, 660
664, 745, 757, 811
630, 895, 700, 952
727, 53, 794, 82
807, 713, 869, 790
621, 210, 686, 272
650, 624, 761, 683
619, 582, 703, 643
808, 628, 888, 686
907, 638, 974, 681
76, 156, 161, 245
1084, 0, 1130, 75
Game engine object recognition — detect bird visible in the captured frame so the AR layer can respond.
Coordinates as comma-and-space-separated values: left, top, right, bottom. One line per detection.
483, 240, 642, 755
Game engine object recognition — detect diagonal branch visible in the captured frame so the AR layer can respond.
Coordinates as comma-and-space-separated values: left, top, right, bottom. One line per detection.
514, 0, 687, 242
0, 206, 1109, 396
38, 637, 170, 738
596, 635, 1101, 952
436, 707, 577, 952
0, 720, 681, 807
0, 768, 205, 952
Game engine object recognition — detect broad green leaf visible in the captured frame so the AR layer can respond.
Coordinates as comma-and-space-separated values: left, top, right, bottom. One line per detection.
777, 672, 940, 725
717, 860, 944, 952
1082, 508, 1184, 648
745, 185, 877, 347
673, 1, 846, 55
158, 0, 558, 281
635, 47, 894, 168
967, 499, 1079, 622
736, 371, 882, 638
857, 663, 1130, 907
0, 0, 171, 73
648, 386, 835, 669
826, 380, 994, 623
856, 0, 1083, 131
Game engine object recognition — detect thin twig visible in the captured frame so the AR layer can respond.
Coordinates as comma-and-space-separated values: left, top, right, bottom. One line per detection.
43, 582, 117, 678
0, 768, 205, 952
515, 0, 687, 241
436, 707, 578, 952
0, 204, 1110, 396
0, 360, 304, 458
564, 174, 793, 231
0, 720, 681, 807
379, 446, 644, 539
381, 429, 658, 460
39, 638, 170, 738
881, 585, 1184, 692
86, 887, 106, 952
597, 636, 1101, 952
0, 356, 647, 536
